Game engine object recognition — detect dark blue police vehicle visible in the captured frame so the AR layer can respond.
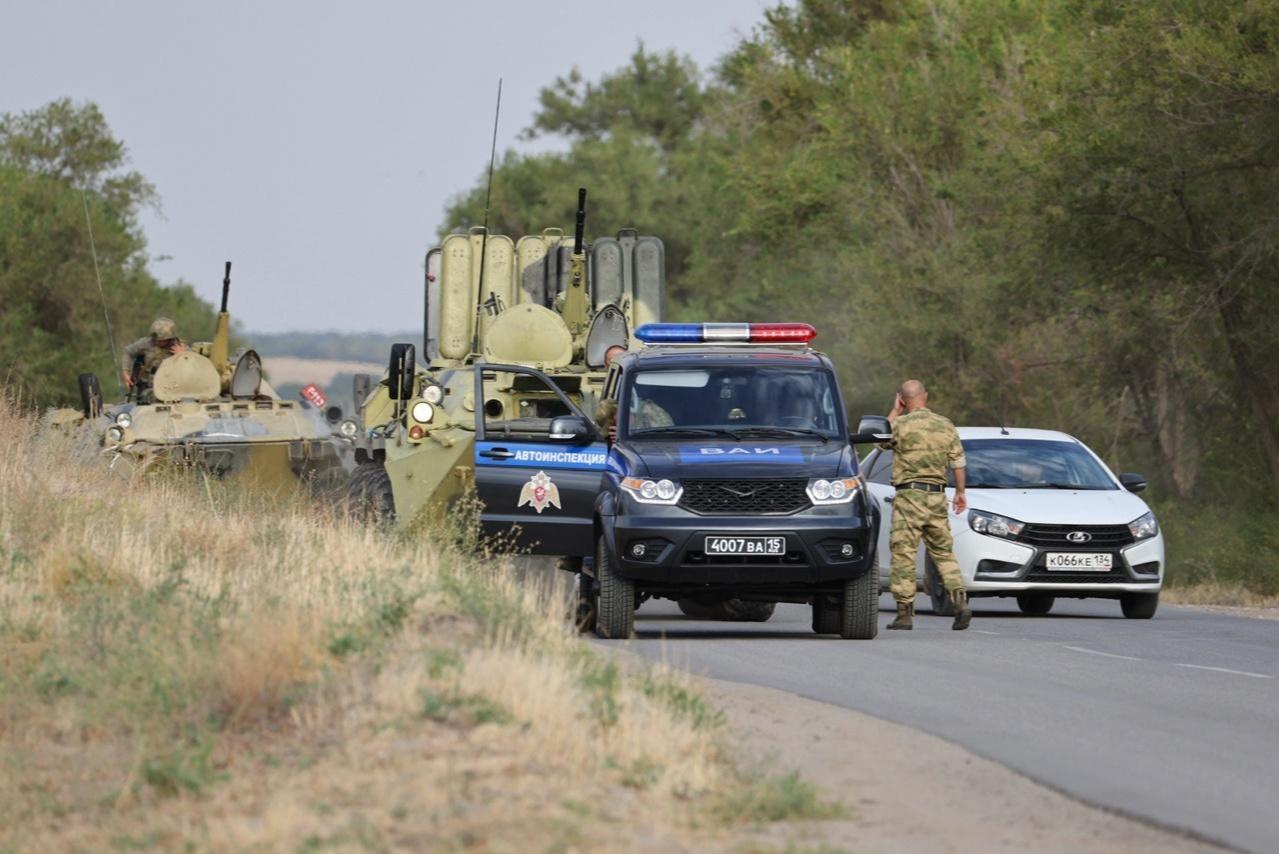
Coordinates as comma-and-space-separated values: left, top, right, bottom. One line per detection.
470, 322, 887, 639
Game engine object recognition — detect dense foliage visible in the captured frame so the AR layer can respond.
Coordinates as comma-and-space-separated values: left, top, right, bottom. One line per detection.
442, 1, 1279, 592
0, 99, 221, 407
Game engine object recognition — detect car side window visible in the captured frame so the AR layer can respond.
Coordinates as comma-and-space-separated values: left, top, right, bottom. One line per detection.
867, 451, 894, 485
480, 369, 573, 441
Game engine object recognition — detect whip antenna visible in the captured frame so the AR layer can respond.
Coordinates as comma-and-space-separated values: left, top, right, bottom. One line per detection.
471, 77, 502, 356
81, 191, 124, 398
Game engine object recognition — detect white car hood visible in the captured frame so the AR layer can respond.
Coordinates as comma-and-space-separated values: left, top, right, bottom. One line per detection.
965, 487, 1150, 526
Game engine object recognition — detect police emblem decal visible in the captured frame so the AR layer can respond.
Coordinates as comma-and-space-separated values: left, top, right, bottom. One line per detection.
518, 470, 562, 514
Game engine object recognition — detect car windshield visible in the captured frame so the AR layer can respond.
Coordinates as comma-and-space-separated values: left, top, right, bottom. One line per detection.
625, 366, 844, 440
955, 439, 1117, 490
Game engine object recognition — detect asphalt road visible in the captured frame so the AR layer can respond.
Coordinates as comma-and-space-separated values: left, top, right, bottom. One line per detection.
622, 596, 1279, 853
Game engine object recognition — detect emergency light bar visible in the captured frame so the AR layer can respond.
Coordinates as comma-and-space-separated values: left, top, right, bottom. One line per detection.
634, 322, 816, 345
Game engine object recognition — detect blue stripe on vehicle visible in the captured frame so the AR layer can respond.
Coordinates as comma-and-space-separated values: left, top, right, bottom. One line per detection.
678, 445, 806, 463
475, 441, 609, 470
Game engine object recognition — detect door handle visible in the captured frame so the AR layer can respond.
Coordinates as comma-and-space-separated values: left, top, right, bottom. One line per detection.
883, 495, 894, 504
479, 448, 515, 460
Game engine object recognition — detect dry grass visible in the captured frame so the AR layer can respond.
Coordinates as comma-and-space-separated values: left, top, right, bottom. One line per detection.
0, 392, 835, 851
1160, 583, 1279, 610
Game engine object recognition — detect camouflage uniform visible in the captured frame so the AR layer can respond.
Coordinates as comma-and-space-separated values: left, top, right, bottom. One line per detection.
884, 408, 966, 603
122, 318, 183, 402
630, 398, 674, 430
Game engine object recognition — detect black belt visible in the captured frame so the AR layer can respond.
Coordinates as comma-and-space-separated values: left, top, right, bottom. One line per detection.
895, 481, 946, 493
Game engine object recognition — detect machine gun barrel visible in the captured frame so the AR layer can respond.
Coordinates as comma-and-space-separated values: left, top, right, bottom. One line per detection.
573, 188, 587, 256
221, 261, 232, 312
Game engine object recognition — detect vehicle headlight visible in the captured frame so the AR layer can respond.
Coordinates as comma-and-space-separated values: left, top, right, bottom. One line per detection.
105, 425, 125, 444
807, 477, 860, 505
410, 400, 435, 424
422, 383, 444, 405
1128, 511, 1159, 541
968, 509, 1025, 538
114, 412, 132, 428
338, 418, 359, 438
621, 477, 682, 505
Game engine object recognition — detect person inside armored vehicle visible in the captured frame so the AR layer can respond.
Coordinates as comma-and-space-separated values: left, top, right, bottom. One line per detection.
121, 317, 187, 403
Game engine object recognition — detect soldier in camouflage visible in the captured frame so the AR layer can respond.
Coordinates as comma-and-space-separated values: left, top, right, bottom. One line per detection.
121, 317, 186, 403
882, 379, 972, 631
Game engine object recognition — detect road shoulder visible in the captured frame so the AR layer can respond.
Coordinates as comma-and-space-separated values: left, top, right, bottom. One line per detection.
698, 674, 1225, 852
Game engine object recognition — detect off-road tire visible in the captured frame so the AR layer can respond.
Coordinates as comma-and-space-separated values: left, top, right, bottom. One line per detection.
78, 373, 103, 419
677, 598, 776, 622
1120, 592, 1159, 619
1017, 593, 1055, 616
595, 535, 634, 639
345, 462, 395, 525
841, 568, 879, 639
811, 595, 841, 635
927, 561, 955, 616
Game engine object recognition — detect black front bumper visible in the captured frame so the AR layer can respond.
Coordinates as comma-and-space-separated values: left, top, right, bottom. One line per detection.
601, 509, 876, 593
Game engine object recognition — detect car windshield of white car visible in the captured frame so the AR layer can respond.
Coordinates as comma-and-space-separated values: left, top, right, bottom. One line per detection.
627, 367, 843, 440
956, 439, 1117, 490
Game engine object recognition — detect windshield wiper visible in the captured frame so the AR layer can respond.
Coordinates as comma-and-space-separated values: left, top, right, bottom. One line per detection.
727, 426, 830, 443
631, 426, 739, 439
1006, 481, 1101, 490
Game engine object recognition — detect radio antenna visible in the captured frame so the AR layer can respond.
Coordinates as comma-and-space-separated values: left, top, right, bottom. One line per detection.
81, 191, 124, 399
471, 77, 502, 357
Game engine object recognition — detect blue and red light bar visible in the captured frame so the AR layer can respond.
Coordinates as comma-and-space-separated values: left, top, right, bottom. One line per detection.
634, 322, 817, 345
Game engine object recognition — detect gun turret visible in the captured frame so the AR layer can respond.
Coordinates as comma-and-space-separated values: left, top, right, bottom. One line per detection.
562, 187, 590, 342
210, 261, 232, 376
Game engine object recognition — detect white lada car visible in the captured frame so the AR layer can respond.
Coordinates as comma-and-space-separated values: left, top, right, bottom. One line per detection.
862, 427, 1164, 618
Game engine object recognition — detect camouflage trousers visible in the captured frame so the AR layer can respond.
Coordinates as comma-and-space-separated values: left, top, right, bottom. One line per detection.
890, 489, 965, 603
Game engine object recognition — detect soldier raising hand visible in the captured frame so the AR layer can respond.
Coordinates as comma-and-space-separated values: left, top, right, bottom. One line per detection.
883, 379, 972, 632
121, 317, 186, 401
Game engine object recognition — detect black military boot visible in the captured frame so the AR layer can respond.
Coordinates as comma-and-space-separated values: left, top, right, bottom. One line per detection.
887, 600, 914, 630
951, 588, 972, 631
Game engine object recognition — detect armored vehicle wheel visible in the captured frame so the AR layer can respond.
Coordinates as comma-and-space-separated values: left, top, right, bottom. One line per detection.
595, 535, 634, 639
345, 462, 395, 524
677, 598, 776, 622
927, 561, 955, 616
1017, 593, 1055, 616
78, 373, 103, 419
841, 568, 879, 639
1120, 592, 1159, 619
811, 595, 841, 635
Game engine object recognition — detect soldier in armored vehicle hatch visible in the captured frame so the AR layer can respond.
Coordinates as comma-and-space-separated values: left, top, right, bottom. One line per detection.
121, 317, 186, 403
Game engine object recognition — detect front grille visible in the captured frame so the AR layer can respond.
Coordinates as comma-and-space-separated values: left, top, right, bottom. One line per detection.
679, 479, 811, 515
1018, 523, 1134, 548
1023, 564, 1129, 583
685, 550, 806, 566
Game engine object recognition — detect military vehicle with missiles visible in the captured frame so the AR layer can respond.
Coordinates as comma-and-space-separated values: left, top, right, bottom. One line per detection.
49, 263, 354, 493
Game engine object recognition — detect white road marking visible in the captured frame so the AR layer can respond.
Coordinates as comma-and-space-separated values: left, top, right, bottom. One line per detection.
1064, 645, 1144, 661
972, 630, 999, 635
1174, 663, 1273, 680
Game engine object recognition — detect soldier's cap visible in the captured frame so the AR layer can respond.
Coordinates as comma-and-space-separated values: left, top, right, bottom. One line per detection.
150, 317, 178, 340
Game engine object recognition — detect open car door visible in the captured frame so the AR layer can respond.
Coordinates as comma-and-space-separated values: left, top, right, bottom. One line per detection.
472, 363, 608, 556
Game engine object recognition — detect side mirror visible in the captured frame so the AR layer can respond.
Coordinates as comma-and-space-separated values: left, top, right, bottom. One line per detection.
1119, 472, 1147, 494
548, 415, 594, 443
386, 343, 416, 401
851, 414, 891, 445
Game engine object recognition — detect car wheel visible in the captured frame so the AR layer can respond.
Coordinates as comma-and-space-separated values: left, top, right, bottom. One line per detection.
1017, 593, 1055, 616
812, 595, 841, 635
927, 561, 955, 616
595, 534, 634, 639
678, 598, 775, 622
841, 569, 878, 639
1120, 592, 1159, 619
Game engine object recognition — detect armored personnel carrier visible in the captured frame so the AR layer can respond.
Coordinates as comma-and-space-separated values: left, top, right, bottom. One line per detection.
50, 263, 354, 494
343, 189, 662, 529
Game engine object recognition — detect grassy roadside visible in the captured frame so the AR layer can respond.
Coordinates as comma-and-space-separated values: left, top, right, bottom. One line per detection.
0, 395, 839, 850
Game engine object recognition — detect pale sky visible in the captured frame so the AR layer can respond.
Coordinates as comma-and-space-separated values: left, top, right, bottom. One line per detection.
1, 0, 775, 332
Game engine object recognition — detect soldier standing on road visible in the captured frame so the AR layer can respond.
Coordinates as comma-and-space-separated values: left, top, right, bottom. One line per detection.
883, 379, 972, 631
121, 317, 186, 402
